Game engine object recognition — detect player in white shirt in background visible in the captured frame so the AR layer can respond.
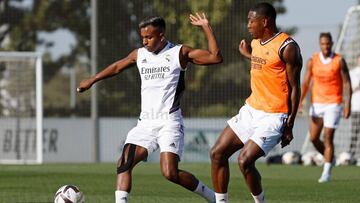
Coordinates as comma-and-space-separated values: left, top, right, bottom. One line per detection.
349, 56, 360, 160
77, 13, 222, 203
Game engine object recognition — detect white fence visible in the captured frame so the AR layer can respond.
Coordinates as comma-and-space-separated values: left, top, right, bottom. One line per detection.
0, 116, 352, 163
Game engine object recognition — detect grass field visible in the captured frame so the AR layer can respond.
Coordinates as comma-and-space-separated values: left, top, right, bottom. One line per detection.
0, 163, 359, 203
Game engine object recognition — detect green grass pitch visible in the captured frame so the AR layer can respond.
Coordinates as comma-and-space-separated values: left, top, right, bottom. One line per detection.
0, 163, 359, 202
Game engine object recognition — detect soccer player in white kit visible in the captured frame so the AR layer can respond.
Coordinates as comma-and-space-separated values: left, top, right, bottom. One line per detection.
349, 56, 360, 159
77, 13, 222, 203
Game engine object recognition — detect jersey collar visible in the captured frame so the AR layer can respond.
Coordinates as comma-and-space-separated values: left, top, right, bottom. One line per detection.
319, 51, 334, 64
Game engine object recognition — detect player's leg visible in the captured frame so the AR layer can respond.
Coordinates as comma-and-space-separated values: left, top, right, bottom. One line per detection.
160, 152, 215, 202
115, 144, 148, 203
317, 127, 335, 183
238, 140, 265, 203
322, 127, 335, 163
157, 121, 215, 202
210, 126, 243, 202
239, 108, 287, 203
115, 123, 156, 202
210, 104, 254, 202
309, 116, 325, 154
116, 144, 148, 191
318, 105, 341, 183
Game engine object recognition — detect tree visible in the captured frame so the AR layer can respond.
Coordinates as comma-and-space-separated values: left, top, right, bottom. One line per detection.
0, 0, 293, 117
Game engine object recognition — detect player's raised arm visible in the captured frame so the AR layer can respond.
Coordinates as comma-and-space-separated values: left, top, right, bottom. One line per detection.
281, 42, 302, 147
181, 12, 222, 66
77, 49, 137, 92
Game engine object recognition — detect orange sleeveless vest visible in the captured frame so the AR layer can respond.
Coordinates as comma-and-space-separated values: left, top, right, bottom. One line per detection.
246, 32, 291, 113
311, 52, 342, 104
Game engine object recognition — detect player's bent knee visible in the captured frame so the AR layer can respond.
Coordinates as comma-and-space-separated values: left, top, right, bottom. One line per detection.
238, 155, 252, 174
161, 169, 179, 183
209, 146, 219, 160
210, 146, 226, 162
310, 136, 321, 143
117, 144, 136, 174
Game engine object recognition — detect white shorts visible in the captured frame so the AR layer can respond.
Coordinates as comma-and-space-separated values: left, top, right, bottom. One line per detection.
309, 103, 342, 129
125, 119, 185, 158
227, 104, 288, 155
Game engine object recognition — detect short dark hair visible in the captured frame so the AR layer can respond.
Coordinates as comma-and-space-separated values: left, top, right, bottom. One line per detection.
250, 2, 277, 21
138, 16, 166, 32
319, 32, 332, 41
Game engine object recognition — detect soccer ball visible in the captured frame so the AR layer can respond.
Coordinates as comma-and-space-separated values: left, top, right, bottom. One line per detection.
301, 151, 324, 166
54, 185, 84, 203
282, 151, 301, 165
312, 152, 324, 166
336, 152, 352, 166
301, 151, 317, 166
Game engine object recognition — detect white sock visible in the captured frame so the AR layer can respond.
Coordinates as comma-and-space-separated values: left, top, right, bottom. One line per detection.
193, 181, 215, 202
251, 191, 266, 203
215, 192, 228, 202
115, 190, 129, 203
322, 162, 332, 176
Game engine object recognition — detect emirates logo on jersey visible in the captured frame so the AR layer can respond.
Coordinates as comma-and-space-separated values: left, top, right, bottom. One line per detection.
141, 66, 170, 80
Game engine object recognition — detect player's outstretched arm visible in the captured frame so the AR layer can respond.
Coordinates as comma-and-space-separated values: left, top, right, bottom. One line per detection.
298, 58, 312, 112
239, 39, 252, 59
340, 58, 352, 118
281, 42, 302, 147
77, 49, 137, 93
181, 12, 222, 66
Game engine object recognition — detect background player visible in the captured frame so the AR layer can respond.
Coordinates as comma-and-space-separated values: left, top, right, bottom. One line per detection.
78, 13, 222, 202
210, 2, 302, 203
349, 55, 360, 159
299, 32, 352, 183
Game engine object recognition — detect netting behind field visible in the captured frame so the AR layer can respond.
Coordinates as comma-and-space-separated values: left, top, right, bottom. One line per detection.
333, 5, 360, 160
336, 5, 360, 69
0, 53, 42, 164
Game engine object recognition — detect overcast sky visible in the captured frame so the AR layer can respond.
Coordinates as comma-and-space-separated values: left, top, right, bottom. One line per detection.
277, 0, 358, 63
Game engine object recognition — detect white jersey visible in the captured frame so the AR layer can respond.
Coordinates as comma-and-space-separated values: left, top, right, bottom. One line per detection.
350, 66, 360, 112
136, 42, 185, 121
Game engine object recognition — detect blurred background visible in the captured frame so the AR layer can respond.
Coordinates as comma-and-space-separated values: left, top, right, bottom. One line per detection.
0, 0, 359, 164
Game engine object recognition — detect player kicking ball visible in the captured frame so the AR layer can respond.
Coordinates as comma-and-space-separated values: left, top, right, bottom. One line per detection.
78, 13, 222, 202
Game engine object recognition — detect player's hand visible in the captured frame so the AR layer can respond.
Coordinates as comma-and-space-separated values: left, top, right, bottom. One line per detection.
281, 126, 293, 148
189, 12, 209, 27
239, 39, 251, 59
343, 104, 351, 119
77, 78, 95, 93
298, 102, 304, 114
